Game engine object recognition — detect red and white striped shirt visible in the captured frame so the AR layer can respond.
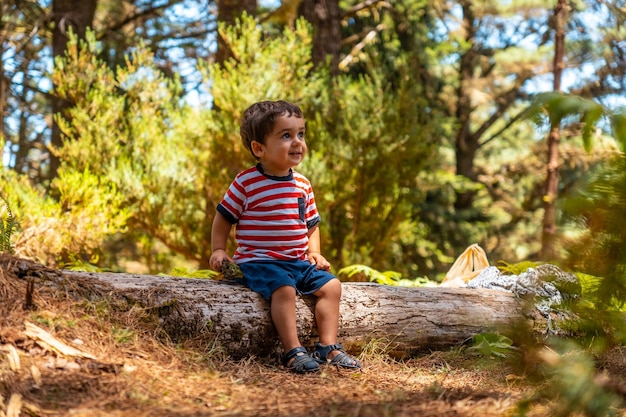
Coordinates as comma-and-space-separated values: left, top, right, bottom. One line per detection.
216, 165, 320, 263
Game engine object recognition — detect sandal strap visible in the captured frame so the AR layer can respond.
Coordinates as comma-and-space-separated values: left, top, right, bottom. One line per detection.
282, 346, 309, 365
312, 343, 361, 369
282, 346, 320, 374
312, 343, 344, 361
329, 351, 361, 369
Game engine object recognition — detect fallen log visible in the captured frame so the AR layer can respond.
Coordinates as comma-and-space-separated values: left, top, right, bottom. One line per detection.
0, 255, 534, 358
59, 270, 526, 358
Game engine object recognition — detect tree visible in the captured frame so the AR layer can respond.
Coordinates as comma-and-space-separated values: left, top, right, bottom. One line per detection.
6, 0, 626, 278
48, 19, 328, 270
214, 0, 257, 64
49, 0, 98, 181
1, 1, 50, 178
540, 0, 567, 261
298, 0, 341, 73
536, 0, 626, 260
5, 0, 225, 184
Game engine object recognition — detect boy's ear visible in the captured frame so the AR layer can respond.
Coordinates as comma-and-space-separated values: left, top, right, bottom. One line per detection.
251, 141, 264, 157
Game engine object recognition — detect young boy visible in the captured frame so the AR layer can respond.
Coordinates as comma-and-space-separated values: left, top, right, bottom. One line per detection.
209, 100, 361, 374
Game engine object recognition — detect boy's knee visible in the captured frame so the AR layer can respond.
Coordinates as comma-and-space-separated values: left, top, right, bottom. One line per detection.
317, 278, 342, 298
271, 285, 296, 300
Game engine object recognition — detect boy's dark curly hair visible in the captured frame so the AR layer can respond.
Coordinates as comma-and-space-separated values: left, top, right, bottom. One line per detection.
240, 100, 304, 160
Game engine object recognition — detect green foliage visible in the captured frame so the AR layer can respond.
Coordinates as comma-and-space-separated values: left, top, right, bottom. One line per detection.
337, 264, 435, 287
41, 11, 626, 287
51, 20, 327, 272
0, 194, 19, 253
518, 341, 623, 417
610, 110, 626, 147
61, 254, 108, 272
49, 16, 450, 275
55, 31, 209, 267
464, 333, 518, 358
576, 272, 603, 299
527, 92, 605, 151
337, 264, 401, 285
305, 65, 444, 273
163, 267, 219, 280
0, 160, 128, 265
562, 121, 626, 313
112, 326, 135, 344
497, 260, 542, 275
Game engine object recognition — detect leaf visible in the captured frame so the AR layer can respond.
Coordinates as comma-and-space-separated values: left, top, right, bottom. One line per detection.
610, 111, 626, 151
466, 333, 518, 358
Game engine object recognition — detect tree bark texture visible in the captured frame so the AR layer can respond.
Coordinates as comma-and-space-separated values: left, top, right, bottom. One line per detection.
541, 0, 567, 261
299, 0, 342, 74
61, 271, 525, 359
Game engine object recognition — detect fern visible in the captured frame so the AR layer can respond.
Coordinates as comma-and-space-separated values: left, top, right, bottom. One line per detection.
337, 264, 434, 287
0, 195, 19, 253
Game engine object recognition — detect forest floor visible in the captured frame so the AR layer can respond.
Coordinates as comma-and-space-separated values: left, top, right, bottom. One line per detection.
1, 254, 626, 417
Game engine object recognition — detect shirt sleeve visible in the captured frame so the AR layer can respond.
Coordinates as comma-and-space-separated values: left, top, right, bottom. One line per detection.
216, 177, 246, 224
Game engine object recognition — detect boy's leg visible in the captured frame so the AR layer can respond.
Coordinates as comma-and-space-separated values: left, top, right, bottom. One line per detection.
271, 285, 320, 373
270, 285, 301, 352
313, 278, 360, 368
313, 278, 341, 346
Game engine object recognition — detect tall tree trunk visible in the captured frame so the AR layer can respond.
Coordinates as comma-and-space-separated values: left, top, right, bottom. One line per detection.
215, 0, 257, 65
541, 0, 567, 261
454, 0, 479, 211
49, 0, 97, 181
299, 0, 342, 74
0, 41, 5, 165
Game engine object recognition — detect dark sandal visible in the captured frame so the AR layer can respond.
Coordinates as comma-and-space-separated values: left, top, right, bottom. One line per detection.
311, 343, 361, 369
282, 347, 320, 374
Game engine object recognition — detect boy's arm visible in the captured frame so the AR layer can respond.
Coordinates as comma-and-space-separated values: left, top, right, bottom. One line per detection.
209, 211, 234, 271
307, 224, 331, 271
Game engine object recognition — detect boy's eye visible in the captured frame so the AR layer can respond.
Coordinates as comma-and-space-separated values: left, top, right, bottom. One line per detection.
298, 132, 305, 139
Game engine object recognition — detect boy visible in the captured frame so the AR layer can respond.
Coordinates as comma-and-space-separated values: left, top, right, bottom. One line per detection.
209, 100, 360, 374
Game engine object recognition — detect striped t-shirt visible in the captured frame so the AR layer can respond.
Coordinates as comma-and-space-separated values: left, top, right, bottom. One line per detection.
216, 164, 321, 263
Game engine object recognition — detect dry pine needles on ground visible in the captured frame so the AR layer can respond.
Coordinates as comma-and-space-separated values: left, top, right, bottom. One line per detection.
0, 253, 625, 417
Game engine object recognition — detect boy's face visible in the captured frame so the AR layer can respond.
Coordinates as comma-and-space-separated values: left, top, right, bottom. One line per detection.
252, 114, 307, 176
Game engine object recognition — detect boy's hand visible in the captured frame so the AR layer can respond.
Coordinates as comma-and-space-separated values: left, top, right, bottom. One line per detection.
308, 252, 331, 271
209, 249, 232, 271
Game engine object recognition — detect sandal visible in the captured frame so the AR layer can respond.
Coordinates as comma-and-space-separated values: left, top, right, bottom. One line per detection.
311, 343, 361, 369
282, 346, 320, 374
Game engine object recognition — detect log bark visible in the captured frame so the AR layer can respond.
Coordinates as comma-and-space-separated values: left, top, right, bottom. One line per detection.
60, 270, 526, 359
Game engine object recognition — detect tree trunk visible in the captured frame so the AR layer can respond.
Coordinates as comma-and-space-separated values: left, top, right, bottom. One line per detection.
299, 0, 342, 74
49, 0, 98, 181
60, 270, 526, 359
215, 0, 257, 65
453, 0, 480, 211
540, 0, 567, 261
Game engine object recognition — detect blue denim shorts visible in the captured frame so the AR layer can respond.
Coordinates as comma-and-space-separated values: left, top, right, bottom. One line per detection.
237, 259, 336, 300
